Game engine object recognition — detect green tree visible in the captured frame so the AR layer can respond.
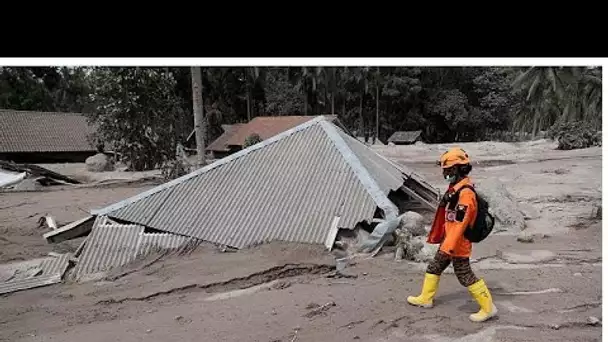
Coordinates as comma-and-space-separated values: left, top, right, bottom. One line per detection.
89, 67, 188, 171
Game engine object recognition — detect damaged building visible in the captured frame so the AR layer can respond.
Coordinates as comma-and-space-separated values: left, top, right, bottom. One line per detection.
20, 116, 440, 287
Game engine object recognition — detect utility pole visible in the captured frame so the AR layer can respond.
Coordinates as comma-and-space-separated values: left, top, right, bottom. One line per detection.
375, 66, 380, 144
191, 66, 206, 167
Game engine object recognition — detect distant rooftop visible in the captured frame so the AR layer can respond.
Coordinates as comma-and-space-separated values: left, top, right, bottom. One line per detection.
0, 109, 97, 153
388, 130, 422, 144
200, 115, 338, 152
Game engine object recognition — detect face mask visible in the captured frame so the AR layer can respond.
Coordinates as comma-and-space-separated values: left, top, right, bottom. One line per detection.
445, 174, 456, 183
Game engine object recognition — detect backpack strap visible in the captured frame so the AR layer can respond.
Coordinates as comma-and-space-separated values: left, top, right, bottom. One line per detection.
447, 184, 476, 209
457, 184, 476, 194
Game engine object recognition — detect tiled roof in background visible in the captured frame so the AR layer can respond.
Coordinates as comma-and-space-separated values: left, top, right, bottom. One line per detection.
205, 123, 246, 152
0, 109, 97, 153
204, 115, 338, 152
224, 116, 318, 147
387, 130, 422, 143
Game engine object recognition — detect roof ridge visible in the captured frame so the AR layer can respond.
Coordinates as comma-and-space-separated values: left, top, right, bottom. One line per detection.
318, 120, 399, 220
91, 115, 330, 216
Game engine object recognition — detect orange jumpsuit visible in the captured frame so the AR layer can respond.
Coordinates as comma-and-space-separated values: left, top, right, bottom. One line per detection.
435, 177, 478, 258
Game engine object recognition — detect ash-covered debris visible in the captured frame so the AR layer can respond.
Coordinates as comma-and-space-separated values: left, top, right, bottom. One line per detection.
397, 211, 426, 236
393, 211, 437, 262
331, 211, 438, 263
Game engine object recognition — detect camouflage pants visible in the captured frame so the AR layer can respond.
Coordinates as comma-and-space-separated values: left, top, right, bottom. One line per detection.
426, 250, 478, 287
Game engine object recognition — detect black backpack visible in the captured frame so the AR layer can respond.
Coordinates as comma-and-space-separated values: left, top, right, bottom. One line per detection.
445, 184, 495, 243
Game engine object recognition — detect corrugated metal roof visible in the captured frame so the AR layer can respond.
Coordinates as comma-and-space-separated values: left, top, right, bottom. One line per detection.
71, 218, 193, 281
71, 223, 143, 280
0, 253, 70, 295
388, 130, 422, 143
339, 128, 404, 194
90, 116, 414, 249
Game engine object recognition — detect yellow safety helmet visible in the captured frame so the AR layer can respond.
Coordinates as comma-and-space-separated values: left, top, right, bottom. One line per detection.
438, 147, 470, 169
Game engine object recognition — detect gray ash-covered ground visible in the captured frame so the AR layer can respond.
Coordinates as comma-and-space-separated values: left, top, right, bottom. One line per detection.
0, 139, 602, 342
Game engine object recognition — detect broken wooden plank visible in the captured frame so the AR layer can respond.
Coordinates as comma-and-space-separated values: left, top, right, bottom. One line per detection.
405, 178, 440, 202
38, 215, 58, 230
324, 216, 341, 250
43, 216, 94, 243
399, 185, 437, 211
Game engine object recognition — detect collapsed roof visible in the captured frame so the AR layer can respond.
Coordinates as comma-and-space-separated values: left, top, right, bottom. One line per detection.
91, 116, 438, 250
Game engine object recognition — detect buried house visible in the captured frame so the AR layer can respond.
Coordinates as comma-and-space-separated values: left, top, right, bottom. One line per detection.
46, 116, 440, 282
0, 109, 98, 163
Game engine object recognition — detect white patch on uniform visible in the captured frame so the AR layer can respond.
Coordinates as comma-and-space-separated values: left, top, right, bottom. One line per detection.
446, 210, 456, 222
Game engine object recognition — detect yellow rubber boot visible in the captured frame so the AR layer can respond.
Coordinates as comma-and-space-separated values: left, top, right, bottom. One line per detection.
467, 279, 498, 322
407, 273, 440, 308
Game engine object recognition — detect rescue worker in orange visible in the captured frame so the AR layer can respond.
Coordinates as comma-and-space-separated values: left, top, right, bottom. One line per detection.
407, 147, 498, 323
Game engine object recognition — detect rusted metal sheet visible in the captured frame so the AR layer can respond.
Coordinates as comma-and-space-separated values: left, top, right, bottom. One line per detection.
0, 253, 71, 295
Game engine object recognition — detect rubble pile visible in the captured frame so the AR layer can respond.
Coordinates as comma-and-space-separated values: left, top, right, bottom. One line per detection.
85, 153, 115, 172
0, 160, 82, 191
394, 211, 438, 262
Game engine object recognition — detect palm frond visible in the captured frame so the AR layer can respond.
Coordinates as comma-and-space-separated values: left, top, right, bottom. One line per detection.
512, 67, 537, 89
545, 68, 557, 91
527, 75, 541, 101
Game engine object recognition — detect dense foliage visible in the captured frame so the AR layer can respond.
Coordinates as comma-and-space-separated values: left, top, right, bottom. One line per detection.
243, 133, 263, 148
88, 67, 189, 170
548, 121, 602, 150
0, 66, 602, 170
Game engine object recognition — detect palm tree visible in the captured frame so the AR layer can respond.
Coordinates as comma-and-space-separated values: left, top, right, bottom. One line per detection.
287, 66, 325, 115
191, 66, 206, 167
374, 66, 382, 142
325, 67, 337, 114
355, 67, 371, 139
512, 66, 602, 135
287, 67, 308, 115
244, 67, 266, 121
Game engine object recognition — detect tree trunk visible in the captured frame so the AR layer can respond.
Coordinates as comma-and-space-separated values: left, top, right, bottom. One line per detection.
375, 81, 379, 143
324, 87, 328, 114
304, 87, 308, 115
359, 95, 364, 140
191, 66, 206, 167
246, 89, 251, 121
